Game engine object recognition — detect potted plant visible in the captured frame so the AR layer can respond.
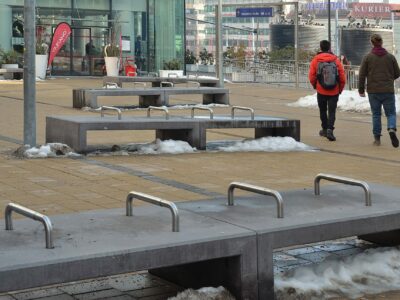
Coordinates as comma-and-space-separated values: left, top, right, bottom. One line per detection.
0, 49, 21, 79
103, 14, 121, 77
160, 58, 183, 78
35, 42, 49, 79
104, 43, 120, 76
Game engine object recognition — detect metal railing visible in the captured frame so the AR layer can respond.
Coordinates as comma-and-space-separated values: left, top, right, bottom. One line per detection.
5, 203, 54, 249
126, 191, 179, 232
191, 106, 214, 119
100, 106, 122, 120
231, 106, 254, 120
227, 182, 284, 218
147, 106, 169, 119
187, 60, 361, 90
314, 173, 371, 206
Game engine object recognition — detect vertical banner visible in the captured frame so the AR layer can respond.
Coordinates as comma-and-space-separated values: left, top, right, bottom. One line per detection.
48, 22, 71, 67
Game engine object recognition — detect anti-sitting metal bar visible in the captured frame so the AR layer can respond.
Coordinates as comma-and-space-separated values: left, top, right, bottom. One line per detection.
126, 191, 179, 232
186, 81, 201, 88
5, 203, 54, 249
132, 82, 147, 88
147, 106, 169, 120
231, 106, 255, 120
160, 82, 174, 87
191, 106, 214, 119
314, 173, 372, 206
103, 82, 119, 89
227, 182, 284, 218
100, 106, 122, 120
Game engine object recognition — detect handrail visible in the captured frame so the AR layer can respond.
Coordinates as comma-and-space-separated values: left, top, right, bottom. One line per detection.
160, 81, 174, 87
231, 106, 255, 120
314, 173, 371, 206
103, 82, 119, 89
100, 106, 122, 120
126, 191, 179, 232
227, 182, 284, 218
191, 106, 214, 119
5, 203, 54, 249
147, 106, 169, 120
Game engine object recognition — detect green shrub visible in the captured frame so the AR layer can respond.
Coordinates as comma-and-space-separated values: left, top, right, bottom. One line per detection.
163, 58, 181, 70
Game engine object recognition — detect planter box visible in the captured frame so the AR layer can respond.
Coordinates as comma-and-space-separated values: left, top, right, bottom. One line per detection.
35, 54, 48, 79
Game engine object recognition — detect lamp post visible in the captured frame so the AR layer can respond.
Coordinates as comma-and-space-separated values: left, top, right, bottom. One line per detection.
328, 0, 331, 43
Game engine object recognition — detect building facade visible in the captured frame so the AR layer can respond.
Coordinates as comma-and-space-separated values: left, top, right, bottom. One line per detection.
0, 0, 185, 76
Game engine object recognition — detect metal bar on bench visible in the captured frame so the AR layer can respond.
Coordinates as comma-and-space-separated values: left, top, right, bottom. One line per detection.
103, 82, 120, 89
186, 81, 201, 88
227, 182, 284, 218
5, 203, 54, 249
231, 106, 254, 120
160, 81, 174, 87
132, 82, 147, 88
147, 106, 169, 120
314, 173, 372, 206
100, 106, 122, 120
126, 191, 180, 232
191, 106, 214, 119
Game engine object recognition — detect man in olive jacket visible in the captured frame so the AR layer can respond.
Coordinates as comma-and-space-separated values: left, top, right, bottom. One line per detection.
359, 34, 400, 148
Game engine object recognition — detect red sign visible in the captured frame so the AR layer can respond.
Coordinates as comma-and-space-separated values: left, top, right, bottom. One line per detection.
48, 22, 71, 66
351, 3, 400, 18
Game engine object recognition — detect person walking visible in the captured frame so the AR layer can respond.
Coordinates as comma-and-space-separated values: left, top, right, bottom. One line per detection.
309, 40, 346, 141
358, 34, 400, 148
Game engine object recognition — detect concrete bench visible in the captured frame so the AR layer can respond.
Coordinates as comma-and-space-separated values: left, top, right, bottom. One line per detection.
2, 180, 400, 299
45, 115, 300, 153
72, 87, 229, 109
0, 68, 23, 80
103, 75, 220, 88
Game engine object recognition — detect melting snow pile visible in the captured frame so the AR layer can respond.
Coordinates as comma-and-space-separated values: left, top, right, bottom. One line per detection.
15, 143, 80, 158
275, 247, 400, 300
289, 90, 400, 114
168, 286, 235, 300
216, 137, 314, 152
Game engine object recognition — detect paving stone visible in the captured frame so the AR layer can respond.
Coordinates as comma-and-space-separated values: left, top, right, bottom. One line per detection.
35, 294, 74, 300
334, 247, 366, 257
106, 295, 135, 300
74, 288, 124, 300
283, 246, 319, 256
313, 242, 356, 252
297, 250, 338, 263
58, 280, 111, 295
11, 288, 63, 300
108, 273, 163, 291
127, 286, 177, 298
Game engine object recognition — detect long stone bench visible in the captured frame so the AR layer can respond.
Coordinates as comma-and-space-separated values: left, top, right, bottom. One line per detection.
72, 87, 229, 109
45, 115, 300, 153
0, 68, 23, 80
1, 181, 400, 299
103, 75, 220, 88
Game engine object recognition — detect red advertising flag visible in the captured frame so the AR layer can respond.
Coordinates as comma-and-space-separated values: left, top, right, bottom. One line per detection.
48, 22, 71, 66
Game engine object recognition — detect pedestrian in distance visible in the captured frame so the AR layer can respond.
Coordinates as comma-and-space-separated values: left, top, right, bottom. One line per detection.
358, 33, 400, 148
309, 40, 346, 141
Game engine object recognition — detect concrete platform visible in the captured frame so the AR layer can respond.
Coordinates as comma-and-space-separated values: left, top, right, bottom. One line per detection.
46, 115, 300, 153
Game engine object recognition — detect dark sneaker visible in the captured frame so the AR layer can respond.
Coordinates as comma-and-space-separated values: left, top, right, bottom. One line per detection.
326, 129, 336, 141
319, 129, 327, 137
388, 129, 399, 148
373, 135, 381, 146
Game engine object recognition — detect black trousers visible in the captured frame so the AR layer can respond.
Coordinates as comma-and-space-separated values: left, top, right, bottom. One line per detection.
317, 93, 339, 130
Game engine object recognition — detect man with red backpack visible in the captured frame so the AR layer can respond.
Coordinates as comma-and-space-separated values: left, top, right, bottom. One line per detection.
309, 40, 346, 141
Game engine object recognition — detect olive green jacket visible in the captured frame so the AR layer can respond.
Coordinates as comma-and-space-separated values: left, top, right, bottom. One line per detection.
358, 51, 400, 94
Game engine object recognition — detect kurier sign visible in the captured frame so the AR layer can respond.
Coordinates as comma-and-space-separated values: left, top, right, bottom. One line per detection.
236, 7, 273, 18
351, 3, 400, 18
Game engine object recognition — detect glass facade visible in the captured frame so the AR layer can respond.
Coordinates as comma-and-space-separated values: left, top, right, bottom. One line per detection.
0, 0, 185, 76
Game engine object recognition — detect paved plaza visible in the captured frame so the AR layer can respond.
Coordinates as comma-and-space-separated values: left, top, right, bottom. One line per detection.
0, 78, 399, 299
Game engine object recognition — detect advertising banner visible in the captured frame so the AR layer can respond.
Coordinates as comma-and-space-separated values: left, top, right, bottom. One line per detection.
351, 3, 400, 18
48, 22, 72, 66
